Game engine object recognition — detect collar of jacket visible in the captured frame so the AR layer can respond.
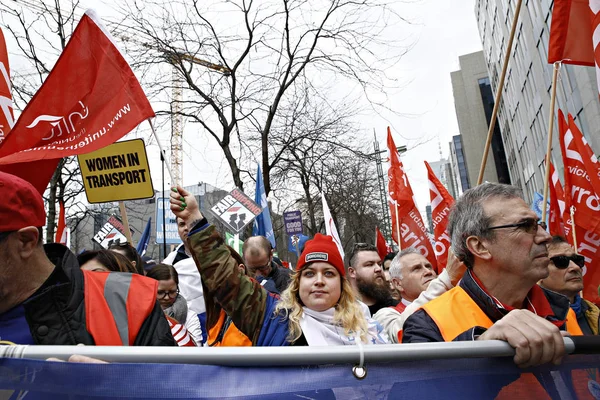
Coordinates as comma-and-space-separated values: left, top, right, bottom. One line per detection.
459, 269, 570, 325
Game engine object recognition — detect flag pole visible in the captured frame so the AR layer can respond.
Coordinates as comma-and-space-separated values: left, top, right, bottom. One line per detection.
148, 119, 175, 186
395, 203, 402, 251
119, 201, 133, 243
541, 62, 561, 223
477, 0, 523, 185
570, 206, 578, 251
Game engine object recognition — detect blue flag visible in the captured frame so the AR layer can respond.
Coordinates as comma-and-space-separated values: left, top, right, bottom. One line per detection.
136, 217, 152, 256
531, 192, 549, 221
252, 164, 276, 248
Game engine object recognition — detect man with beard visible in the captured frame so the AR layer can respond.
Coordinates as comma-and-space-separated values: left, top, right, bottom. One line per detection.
347, 243, 398, 315
539, 236, 599, 335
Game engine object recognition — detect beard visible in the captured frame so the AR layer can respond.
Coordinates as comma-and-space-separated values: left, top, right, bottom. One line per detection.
356, 274, 395, 305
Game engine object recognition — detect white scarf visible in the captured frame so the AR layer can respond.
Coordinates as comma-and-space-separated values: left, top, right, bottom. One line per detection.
299, 306, 389, 346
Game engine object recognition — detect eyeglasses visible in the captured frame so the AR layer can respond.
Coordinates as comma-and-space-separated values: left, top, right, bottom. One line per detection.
550, 254, 585, 269
486, 219, 542, 235
248, 262, 271, 275
157, 288, 179, 299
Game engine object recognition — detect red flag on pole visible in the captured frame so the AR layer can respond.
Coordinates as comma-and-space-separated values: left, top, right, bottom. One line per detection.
0, 27, 14, 143
548, 0, 595, 66
557, 109, 600, 303
386, 128, 437, 270
424, 161, 454, 273
548, 161, 568, 238
375, 226, 390, 260
55, 199, 68, 245
0, 10, 155, 191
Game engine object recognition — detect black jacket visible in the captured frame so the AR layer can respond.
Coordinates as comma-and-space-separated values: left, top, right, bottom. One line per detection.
267, 262, 292, 294
22, 243, 176, 346
402, 269, 571, 343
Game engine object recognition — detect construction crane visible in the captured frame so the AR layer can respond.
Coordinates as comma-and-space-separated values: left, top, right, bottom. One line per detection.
120, 36, 230, 185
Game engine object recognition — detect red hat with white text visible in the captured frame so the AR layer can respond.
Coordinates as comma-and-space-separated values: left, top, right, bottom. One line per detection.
296, 233, 345, 277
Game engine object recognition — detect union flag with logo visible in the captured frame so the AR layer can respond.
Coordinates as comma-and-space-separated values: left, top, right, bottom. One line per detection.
557, 109, 600, 304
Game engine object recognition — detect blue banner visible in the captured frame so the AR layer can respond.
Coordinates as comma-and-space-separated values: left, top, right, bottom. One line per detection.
1, 355, 599, 399
136, 217, 151, 256
252, 164, 276, 248
155, 197, 180, 245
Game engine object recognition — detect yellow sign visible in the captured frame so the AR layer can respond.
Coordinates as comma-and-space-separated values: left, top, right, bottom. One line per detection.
78, 139, 154, 203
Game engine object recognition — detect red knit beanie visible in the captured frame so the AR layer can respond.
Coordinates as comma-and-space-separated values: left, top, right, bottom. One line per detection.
296, 233, 345, 276
0, 171, 46, 232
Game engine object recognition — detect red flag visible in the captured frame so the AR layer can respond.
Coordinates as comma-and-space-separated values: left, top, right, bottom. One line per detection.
424, 161, 454, 273
375, 226, 390, 260
558, 109, 600, 303
386, 128, 437, 270
0, 27, 14, 143
0, 10, 155, 167
548, 0, 595, 66
55, 199, 68, 245
548, 161, 568, 238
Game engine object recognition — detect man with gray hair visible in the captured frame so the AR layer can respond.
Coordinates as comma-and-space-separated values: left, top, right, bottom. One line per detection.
373, 247, 465, 343
402, 183, 573, 370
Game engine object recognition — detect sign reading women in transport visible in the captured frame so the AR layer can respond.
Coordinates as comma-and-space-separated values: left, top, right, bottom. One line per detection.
78, 139, 154, 203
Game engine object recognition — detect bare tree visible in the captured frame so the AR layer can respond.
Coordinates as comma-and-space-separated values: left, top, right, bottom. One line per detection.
116, 0, 406, 194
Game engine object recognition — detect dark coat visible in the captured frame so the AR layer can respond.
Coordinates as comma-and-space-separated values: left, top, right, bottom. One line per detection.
22, 243, 175, 346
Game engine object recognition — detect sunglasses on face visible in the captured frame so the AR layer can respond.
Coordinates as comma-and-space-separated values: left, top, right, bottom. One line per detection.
550, 254, 585, 269
486, 218, 542, 235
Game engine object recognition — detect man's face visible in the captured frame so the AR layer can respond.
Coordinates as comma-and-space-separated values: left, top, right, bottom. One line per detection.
244, 249, 272, 278
541, 242, 584, 299
395, 253, 436, 302
350, 250, 390, 300
177, 218, 188, 242
479, 197, 551, 283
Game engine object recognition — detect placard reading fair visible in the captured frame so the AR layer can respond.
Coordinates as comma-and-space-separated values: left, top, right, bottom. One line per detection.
78, 138, 154, 203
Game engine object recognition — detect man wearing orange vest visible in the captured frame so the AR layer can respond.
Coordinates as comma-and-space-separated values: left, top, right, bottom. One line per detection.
539, 236, 599, 335
0, 171, 175, 346
403, 183, 573, 367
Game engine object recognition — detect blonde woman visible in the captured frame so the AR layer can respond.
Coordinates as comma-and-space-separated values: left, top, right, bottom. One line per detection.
169, 186, 388, 346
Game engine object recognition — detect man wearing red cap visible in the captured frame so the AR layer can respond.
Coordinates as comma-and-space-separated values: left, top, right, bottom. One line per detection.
0, 171, 175, 346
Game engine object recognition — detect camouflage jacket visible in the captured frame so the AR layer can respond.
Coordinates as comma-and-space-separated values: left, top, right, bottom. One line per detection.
187, 222, 290, 346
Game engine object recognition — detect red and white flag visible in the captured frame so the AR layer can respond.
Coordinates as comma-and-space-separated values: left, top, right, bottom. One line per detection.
548, 161, 568, 238
0, 27, 14, 143
548, 0, 600, 97
322, 192, 345, 259
55, 200, 68, 246
375, 226, 391, 260
386, 128, 437, 270
424, 161, 454, 273
558, 109, 600, 304
0, 10, 154, 192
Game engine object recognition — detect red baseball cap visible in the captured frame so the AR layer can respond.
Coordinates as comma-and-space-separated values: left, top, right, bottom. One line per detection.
296, 233, 345, 277
0, 171, 46, 232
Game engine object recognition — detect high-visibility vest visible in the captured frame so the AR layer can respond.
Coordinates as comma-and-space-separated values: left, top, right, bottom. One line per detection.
421, 286, 584, 400
207, 310, 252, 347
565, 308, 584, 335
83, 270, 158, 346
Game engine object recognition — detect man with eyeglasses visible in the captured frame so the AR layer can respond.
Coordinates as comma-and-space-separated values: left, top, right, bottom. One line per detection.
0, 171, 175, 347
242, 236, 291, 294
403, 183, 576, 371
539, 236, 599, 335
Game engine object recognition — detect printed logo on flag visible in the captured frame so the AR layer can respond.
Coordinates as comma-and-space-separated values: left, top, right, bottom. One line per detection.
93, 216, 132, 248
210, 188, 262, 233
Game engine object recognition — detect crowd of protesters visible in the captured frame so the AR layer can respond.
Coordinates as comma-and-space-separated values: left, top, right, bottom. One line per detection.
1, 170, 599, 376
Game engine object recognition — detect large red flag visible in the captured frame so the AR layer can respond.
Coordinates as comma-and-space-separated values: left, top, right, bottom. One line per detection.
548, 161, 568, 238
0, 27, 14, 142
424, 161, 454, 273
548, 0, 595, 66
386, 128, 437, 269
558, 109, 600, 304
0, 10, 154, 180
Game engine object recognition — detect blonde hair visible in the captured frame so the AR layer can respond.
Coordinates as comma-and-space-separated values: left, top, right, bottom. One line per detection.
275, 269, 369, 344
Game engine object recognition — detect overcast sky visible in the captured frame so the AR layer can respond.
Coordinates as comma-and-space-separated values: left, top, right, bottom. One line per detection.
6, 0, 484, 217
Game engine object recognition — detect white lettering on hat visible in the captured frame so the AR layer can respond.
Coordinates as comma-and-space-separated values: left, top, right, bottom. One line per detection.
305, 252, 328, 262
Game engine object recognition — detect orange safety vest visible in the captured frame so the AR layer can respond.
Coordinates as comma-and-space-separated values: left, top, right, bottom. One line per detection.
207, 309, 252, 347
421, 286, 585, 400
83, 270, 158, 346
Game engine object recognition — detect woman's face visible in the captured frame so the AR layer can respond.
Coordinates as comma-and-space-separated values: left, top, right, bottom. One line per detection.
80, 259, 110, 272
298, 262, 341, 312
157, 278, 178, 309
